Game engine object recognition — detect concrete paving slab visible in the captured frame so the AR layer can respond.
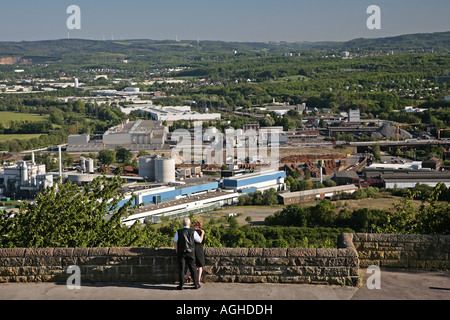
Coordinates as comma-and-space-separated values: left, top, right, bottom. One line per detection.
0, 269, 448, 301
354, 268, 450, 300
0, 282, 358, 301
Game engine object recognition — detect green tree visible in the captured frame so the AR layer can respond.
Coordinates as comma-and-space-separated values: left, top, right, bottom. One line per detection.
262, 188, 279, 205
0, 175, 140, 248
237, 194, 252, 206
372, 144, 381, 161
98, 149, 116, 165
115, 146, 132, 164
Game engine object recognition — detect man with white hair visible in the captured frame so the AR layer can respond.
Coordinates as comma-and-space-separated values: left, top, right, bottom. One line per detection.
174, 217, 203, 290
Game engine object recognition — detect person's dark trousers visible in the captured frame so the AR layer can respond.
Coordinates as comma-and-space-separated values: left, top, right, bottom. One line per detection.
177, 252, 199, 288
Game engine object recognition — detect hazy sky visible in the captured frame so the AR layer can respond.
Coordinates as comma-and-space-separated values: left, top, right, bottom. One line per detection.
0, 0, 449, 42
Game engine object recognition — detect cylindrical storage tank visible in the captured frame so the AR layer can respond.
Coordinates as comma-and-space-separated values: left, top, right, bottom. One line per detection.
80, 156, 86, 172
154, 158, 175, 183
86, 158, 94, 173
138, 156, 155, 181
19, 161, 28, 186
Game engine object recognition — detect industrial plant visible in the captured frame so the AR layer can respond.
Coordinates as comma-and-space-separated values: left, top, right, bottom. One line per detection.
2, 158, 53, 199
67, 119, 168, 152
117, 169, 286, 226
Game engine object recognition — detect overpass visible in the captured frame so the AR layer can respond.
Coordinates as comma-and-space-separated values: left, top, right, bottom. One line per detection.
279, 139, 450, 150
349, 139, 450, 153
349, 139, 450, 148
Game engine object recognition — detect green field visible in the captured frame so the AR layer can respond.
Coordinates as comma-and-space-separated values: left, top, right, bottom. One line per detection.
0, 112, 49, 127
0, 134, 46, 142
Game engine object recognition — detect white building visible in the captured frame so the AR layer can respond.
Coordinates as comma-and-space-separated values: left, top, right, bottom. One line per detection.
348, 109, 360, 123
137, 105, 221, 122
121, 191, 239, 226
3, 161, 53, 197
102, 119, 167, 147
382, 172, 450, 189
222, 170, 286, 193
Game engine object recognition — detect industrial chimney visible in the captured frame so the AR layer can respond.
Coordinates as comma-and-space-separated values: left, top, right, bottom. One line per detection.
58, 145, 62, 178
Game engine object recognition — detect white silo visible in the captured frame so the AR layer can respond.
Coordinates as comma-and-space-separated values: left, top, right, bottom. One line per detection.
154, 158, 175, 183
80, 156, 86, 172
19, 161, 28, 186
86, 158, 94, 173
139, 156, 155, 181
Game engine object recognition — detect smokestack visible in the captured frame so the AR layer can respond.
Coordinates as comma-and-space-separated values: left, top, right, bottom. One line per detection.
58, 145, 62, 178
31, 151, 35, 164
318, 160, 323, 184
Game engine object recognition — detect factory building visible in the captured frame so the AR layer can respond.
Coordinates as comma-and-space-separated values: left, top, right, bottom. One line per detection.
279, 184, 358, 205
67, 119, 167, 152
138, 155, 176, 183
68, 134, 90, 146
381, 172, 450, 189
121, 190, 238, 226
2, 161, 53, 198
135, 105, 221, 123
116, 181, 220, 211
114, 169, 287, 225
177, 165, 202, 179
348, 109, 361, 123
222, 169, 286, 193
362, 162, 423, 173
102, 119, 167, 148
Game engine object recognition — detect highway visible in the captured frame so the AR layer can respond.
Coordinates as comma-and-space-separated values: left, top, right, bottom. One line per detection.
281, 139, 450, 148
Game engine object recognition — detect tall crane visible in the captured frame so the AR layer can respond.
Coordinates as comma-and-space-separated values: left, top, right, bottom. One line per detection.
437, 128, 450, 140
396, 123, 421, 141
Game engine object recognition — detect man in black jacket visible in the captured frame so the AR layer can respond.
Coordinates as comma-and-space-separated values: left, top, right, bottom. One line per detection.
174, 217, 203, 290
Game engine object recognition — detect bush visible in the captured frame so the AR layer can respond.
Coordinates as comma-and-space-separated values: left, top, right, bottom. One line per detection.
353, 187, 379, 199
265, 184, 450, 235
237, 188, 280, 206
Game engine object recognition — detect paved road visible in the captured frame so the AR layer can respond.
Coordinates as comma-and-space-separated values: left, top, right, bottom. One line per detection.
1, 269, 449, 301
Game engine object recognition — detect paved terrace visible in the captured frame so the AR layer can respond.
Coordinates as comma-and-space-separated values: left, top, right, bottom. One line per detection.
1, 268, 449, 300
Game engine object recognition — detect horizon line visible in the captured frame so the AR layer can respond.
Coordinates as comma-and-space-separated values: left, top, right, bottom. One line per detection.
1, 30, 449, 45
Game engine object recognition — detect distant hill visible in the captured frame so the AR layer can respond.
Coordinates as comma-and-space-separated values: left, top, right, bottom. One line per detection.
314, 31, 450, 51
0, 31, 448, 64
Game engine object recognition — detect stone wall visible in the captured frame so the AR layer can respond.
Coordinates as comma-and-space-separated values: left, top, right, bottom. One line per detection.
352, 233, 450, 270
202, 237, 359, 286
1, 233, 448, 286
0, 234, 359, 286
0, 247, 178, 283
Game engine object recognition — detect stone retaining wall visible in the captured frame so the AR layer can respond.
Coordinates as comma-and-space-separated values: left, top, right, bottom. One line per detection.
1, 233, 448, 286
352, 233, 450, 270
0, 234, 359, 286
202, 236, 359, 286
0, 247, 178, 283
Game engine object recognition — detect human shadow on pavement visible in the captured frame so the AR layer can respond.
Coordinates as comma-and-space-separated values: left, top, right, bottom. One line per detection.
55, 282, 180, 291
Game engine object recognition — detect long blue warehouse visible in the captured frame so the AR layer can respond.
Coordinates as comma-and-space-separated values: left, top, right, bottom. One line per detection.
222, 170, 285, 190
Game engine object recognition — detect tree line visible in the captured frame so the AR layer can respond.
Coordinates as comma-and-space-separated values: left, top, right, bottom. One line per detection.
0, 94, 127, 152
265, 183, 450, 235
